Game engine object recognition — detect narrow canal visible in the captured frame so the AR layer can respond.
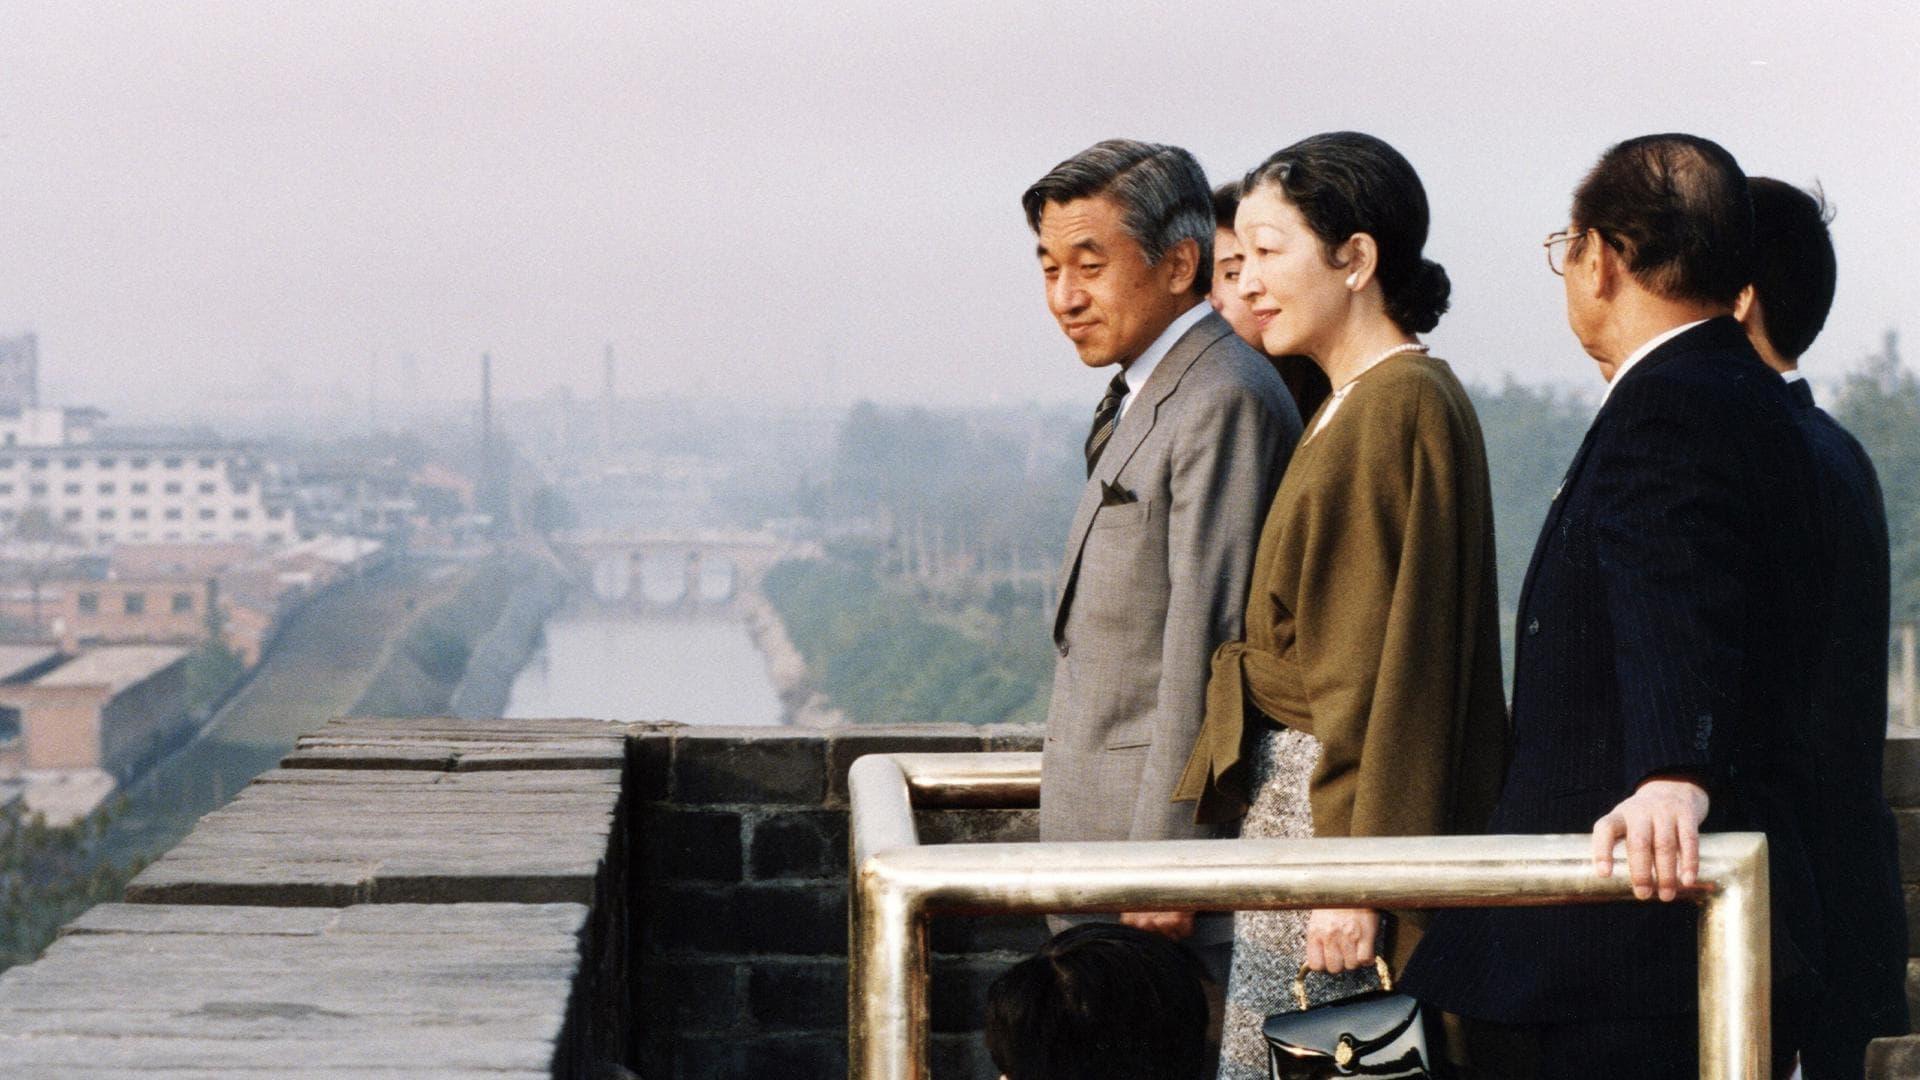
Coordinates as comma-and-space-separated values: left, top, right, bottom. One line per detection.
503, 613, 784, 726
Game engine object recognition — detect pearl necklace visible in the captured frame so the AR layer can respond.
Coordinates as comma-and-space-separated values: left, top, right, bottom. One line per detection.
1306, 341, 1430, 442
1335, 341, 1430, 395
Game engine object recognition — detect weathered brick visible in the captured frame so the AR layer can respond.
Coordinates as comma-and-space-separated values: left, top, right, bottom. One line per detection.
1899, 810, 1920, 882
1888, 737, 1920, 809
749, 810, 848, 880
673, 1036, 746, 1080
734, 883, 848, 955
642, 808, 744, 883
1906, 959, 1919, 1037
931, 955, 1004, 1033
627, 730, 674, 802
749, 959, 847, 1030
639, 959, 745, 1035
982, 726, 1045, 754
646, 886, 737, 954
932, 1031, 1000, 1080
635, 1030, 675, 1079
676, 732, 827, 805
1868, 1034, 1920, 1079
669, 1034, 844, 1079
743, 1034, 847, 1077
826, 729, 985, 805
917, 808, 1040, 846
929, 914, 1050, 957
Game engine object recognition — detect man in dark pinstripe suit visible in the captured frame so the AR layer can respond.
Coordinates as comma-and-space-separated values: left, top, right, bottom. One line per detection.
1733, 177, 1908, 1078
1401, 135, 1824, 1079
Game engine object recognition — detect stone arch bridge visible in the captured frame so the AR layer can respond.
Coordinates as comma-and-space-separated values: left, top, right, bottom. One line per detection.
551, 528, 821, 612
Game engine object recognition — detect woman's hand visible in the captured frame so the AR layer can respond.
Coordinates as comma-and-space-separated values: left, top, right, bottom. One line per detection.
1304, 908, 1380, 974
1119, 911, 1195, 941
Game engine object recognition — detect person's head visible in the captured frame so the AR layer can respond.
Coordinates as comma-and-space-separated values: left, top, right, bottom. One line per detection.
1557, 133, 1753, 361
1734, 178, 1836, 373
1208, 181, 1264, 349
985, 923, 1209, 1080
1024, 139, 1212, 369
1233, 132, 1450, 362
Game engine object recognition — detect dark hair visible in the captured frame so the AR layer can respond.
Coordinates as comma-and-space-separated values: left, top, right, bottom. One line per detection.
1747, 177, 1836, 362
1570, 133, 1754, 306
1241, 131, 1450, 333
1211, 180, 1241, 231
984, 923, 1209, 1080
1023, 139, 1214, 298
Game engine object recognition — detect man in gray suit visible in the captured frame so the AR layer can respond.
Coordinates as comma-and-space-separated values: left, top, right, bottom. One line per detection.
1023, 140, 1302, 969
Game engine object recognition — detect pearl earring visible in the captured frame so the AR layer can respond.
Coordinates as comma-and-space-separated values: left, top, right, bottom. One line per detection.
1345, 273, 1359, 289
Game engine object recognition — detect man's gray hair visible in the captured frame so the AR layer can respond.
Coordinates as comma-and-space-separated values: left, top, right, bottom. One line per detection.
1022, 139, 1213, 297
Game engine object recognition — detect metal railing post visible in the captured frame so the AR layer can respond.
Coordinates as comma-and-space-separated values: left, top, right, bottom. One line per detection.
848, 752, 1770, 1080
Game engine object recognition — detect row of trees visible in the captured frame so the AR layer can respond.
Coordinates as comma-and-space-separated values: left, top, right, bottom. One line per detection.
814, 401, 1083, 579
1831, 332, 1920, 621
762, 555, 1051, 725
0, 803, 140, 970
785, 330, 1918, 724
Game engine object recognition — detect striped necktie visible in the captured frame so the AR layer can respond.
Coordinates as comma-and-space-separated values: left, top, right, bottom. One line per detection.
1084, 369, 1130, 476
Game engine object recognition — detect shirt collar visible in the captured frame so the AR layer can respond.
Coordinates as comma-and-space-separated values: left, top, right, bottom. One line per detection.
1119, 301, 1211, 414
1600, 318, 1709, 407
1781, 368, 1805, 384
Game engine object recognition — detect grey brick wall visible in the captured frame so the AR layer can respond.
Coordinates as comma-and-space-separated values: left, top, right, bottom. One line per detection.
627, 724, 1048, 1080
1868, 734, 1920, 1076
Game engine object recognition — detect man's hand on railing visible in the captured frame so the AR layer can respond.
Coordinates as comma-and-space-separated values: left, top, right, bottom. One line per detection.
1304, 907, 1379, 974
1590, 777, 1710, 902
1119, 911, 1195, 941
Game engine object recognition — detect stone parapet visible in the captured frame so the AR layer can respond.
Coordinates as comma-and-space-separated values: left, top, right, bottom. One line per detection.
1869, 733, 1920, 1077
0, 716, 640, 1078
9, 718, 1912, 1075
627, 723, 1046, 1080
0, 719, 1043, 1078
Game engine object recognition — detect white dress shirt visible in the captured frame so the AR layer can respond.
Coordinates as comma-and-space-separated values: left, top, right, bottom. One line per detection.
1118, 301, 1211, 419
1600, 319, 1708, 408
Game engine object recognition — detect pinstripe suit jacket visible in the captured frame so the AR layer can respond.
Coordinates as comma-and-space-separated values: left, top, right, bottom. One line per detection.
1402, 317, 1827, 1022
1038, 312, 1300, 942
1787, 378, 1909, 1072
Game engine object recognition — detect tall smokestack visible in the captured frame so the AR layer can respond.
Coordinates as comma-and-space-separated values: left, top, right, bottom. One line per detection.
480, 351, 498, 523
600, 343, 616, 458
481, 351, 493, 470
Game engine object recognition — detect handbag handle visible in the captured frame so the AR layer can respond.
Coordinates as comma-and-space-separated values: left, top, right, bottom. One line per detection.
1290, 956, 1394, 1011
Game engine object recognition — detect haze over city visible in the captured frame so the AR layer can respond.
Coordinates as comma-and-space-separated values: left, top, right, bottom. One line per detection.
2, 1, 1915, 424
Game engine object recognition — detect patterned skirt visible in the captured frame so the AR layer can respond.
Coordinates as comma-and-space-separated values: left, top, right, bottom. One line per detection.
1216, 725, 1382, 1080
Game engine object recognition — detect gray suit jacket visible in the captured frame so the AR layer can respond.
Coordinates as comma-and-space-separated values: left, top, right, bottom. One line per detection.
1039, 311, 1301, 938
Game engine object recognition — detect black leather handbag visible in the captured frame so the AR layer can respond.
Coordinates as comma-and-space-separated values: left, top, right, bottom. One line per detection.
1262, 958, 1435, 1079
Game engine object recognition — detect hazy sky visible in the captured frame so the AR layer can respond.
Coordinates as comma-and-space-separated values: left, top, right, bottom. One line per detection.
2, 2, 1915, 423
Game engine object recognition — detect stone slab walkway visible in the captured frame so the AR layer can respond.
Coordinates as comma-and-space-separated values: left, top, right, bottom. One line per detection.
122, 718, 630, 907
0, 902, 582, 1078
0, 716, 640, 1079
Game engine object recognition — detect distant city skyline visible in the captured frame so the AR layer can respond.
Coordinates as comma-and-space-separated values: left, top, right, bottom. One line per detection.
2, 1, 1915, 424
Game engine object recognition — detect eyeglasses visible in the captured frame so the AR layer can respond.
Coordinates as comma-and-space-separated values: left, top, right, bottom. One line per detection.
1544, 228, 1622, 276
1543, 229, 1583, 276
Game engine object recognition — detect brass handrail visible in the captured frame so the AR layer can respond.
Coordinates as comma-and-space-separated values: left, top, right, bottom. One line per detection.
847, 751, 1770, 1080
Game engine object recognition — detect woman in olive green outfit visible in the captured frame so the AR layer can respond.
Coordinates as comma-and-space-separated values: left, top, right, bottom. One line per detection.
1173, 133, 1510, 1080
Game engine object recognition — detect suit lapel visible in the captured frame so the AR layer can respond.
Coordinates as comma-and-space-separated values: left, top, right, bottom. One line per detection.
1094, 315, 1224, 483
1516, 421, 1598, 621
1051, 313, 1229, 638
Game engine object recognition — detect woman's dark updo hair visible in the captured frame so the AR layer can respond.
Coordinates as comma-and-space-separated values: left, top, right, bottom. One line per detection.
1242, 132, 1451, 334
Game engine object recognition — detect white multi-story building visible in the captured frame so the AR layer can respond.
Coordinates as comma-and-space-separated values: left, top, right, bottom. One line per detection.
0, 409, 293, 548
0, 405, 99, 450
